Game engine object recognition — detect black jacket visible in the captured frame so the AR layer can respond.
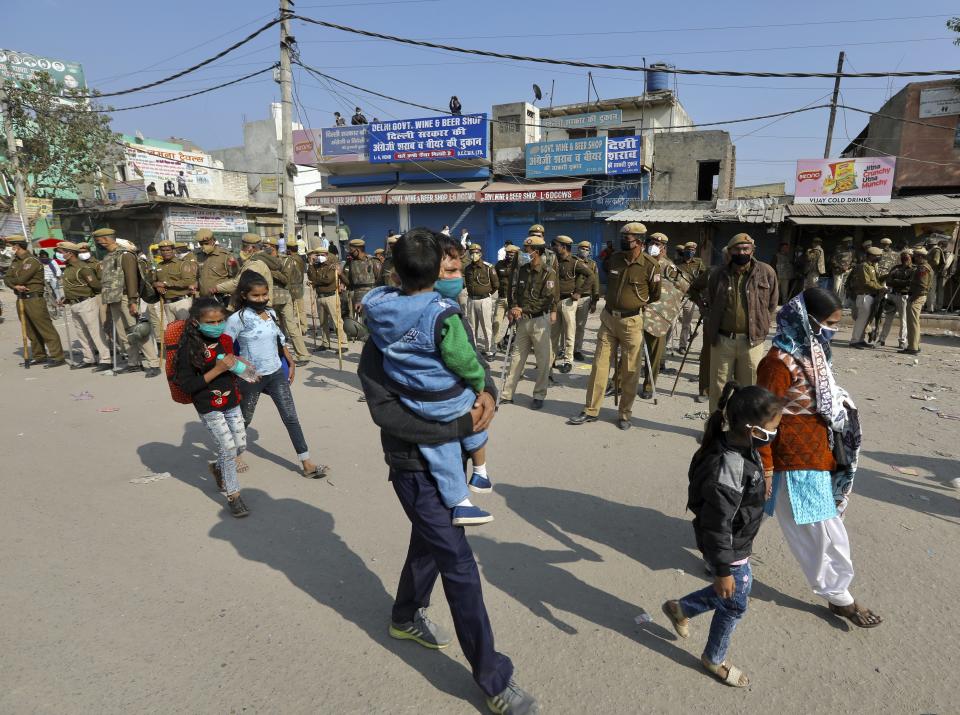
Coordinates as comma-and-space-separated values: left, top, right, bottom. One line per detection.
357, 340, 497, 473
687, 435, 766, 576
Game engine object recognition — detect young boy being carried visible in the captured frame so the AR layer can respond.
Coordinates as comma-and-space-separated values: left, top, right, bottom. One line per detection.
363, 230, 493, 526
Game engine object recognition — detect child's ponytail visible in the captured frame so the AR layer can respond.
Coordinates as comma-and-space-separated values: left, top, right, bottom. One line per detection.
696, 381, 740, 457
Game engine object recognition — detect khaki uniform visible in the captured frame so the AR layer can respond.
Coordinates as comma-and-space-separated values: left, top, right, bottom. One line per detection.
551, 254, 592, 365
493, 256, 517, 344
673, 256, 705, 350
198, 247, 237, 298
464, 259, 499, 353
501, 261, 559, 402
307, 259, 346, 349
907, 263, 932, 351
377, 251, 396, 287
642, 254, 675, 393
574, 257, 601, 356
879, 264, 913, 348
346, 254, 380, 315
148, 257, 196, 339
830, 249, 855, 304
265, 252, 309, 362
286, 255, 308, 333
775, 250, 797, 305
61, 261, 110, 365
848, 261, 883, 344
217, 254, 274, 306
582, 251, 661, 420
804, 246, 825, 288
100, 248, 158, 369
877, 248, 898, 279
3, 253, 65, 362
926, 245, 945, 312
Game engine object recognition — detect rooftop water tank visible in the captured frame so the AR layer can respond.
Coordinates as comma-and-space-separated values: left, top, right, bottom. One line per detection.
646, 63, 670, 93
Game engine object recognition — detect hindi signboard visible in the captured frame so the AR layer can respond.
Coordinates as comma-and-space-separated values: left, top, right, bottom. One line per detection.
0, 48, 85, 94
605, 136, 642, 175
919, 87, 960, 119
369, 113, 487, 163
319, 126, 369, 162
541, 109, 622, 130
794, 158, 895, 204
293, 129, 321, 164
166, 208, 249, 233
526, 136, 643, 178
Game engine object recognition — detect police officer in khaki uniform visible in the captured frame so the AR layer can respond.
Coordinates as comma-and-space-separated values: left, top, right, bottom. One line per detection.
464, 243, 499, 356
58, 241, 112, 370
492, 243, 519, 347
345, 238, 380, 317
672, 241, 706, 353
879, 251, 913, 349
217, 234, 273, 304
573, 240, 600, 361
641, 232, 673, 398
3, 235, 65, 367
306, 246, 347, 352
568, 222, 661, 430
500, 235, 559, 409
550, 235, 592, 371
378, 234, 399, 287
926, 239, 946, 313
848, 246, 884, 348
804, 237, 826, 289
285, 239, 308, 334
877, 237, 898, 278
196, 228, 237, 302
830, 236, 855, 304
149, 239, 196, 340
901, 247, 932, 355
258, 236, 310, 365
93, 228, 160, 376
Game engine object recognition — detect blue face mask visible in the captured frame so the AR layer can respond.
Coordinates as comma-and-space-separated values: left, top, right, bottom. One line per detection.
197, 322, 226, 338
435, 277, 464, 299
519, 252, 532, 266
810, 317, 836, 343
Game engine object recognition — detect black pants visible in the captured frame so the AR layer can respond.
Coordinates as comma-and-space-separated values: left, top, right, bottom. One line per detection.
390, 468, 513, 697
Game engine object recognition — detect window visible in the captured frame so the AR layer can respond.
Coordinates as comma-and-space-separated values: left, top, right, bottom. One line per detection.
499, 114, 521, 133
697, 160, 721, 201
568, 128, 598, 139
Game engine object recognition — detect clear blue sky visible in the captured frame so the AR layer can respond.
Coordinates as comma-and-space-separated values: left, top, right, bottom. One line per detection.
6, 0, 960, 189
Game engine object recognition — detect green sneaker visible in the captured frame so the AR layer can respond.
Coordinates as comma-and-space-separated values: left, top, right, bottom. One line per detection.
388, 608, 452, 649
486, 680, 539, 714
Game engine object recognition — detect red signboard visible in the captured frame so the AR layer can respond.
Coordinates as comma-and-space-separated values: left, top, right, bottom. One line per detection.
307, 193, 387, 206
388, 191, 478, 205
479, 188, 583, 203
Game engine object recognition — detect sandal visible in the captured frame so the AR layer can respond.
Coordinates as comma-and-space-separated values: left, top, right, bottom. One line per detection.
661, 600, 689, 639
829, 602, 883, 628
701, 657, 750, 688
235, 458, 249, 473
208, 463, 225, 492
302, 464, 330, 479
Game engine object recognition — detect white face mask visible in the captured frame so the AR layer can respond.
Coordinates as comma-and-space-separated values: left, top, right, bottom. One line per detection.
79, 252, 92, 261
316, 255, 328, 264
55, 252, 65, 261
646, 244, 661, 257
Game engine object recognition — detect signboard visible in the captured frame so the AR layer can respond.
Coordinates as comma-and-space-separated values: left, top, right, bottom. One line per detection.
919, 87, 960, 119
293, 129, 322, 164
166, 208, 248, 233
369, 113, 487, 163
260, 177, 278, 193
388, 189, 478, 204
479, 186, 583, 203
314, 193, 388, 206
794, 157, 895, 204
526, 136, 643, 178
124, 143, 217, 199
0, 48, 86, 94
24, 197, 54, 220
541, 109, 622, 130
319, 125, 369, 162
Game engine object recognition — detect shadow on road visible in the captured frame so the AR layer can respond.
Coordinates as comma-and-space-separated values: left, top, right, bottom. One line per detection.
857, 451, 960, 521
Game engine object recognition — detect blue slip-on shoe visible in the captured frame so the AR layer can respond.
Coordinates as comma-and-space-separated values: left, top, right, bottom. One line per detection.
468, 473, 493, 493
452, 505, 494, 526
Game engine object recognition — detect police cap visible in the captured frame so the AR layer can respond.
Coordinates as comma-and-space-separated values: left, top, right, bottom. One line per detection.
195, 228, 214, 242
866, 247, 883, 257
727, 233, 755, 250
524, 235, 546, 247
4, 234, 28, 245
242, 233, 261, 245
348, 238, 365, 248
92, 228, 115, 238
553, 235, 574, 246
620, 222, 647, 236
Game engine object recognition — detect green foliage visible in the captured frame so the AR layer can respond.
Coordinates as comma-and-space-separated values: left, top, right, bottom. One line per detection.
1, 72, 119, 201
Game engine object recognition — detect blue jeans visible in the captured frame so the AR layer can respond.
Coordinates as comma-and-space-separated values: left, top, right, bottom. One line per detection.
418, 431, 488, 508
199, 406, 247, 495
678, 561, 753, 665
239, 368, 310, 460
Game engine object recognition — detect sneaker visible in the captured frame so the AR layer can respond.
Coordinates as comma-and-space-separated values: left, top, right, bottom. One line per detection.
618, 418, 632, 431
573, 351, 585, 361
557, 362, 572, 374
530, 399, 544, 410
486, 679, 539, 715
144, 367, 161, 378
567, 412, 598, 425
389, 607, 452, 649
118, 365, 142, 374
468, 473, 493, 493
452, 505, 494, 526
228, 495, 250, 518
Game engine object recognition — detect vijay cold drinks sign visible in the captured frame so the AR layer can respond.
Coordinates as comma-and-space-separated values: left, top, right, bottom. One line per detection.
369, 113, 487, 162
794, 157, 895, 204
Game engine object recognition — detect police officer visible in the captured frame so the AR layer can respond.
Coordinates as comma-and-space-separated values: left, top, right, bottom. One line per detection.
551, 235, 591, 371
775, 240, 796, 306
573, 240, 600, 361
877, 237, 898, 278
345, 238, 379, 317
378, 234, 399, 287
196, 228, 237, 302
260, 236, 310, 365
848, 246, 884, 348
901, 247, 931, 355
217, 234, 274, 304
93, 228, 160, 377
306, 246, 347, 352
926, 238, 946, 313
285, 239, 308, 334
500, 235, 559, 410
464, 243, 499, 356
529, 223, 557, 273
830, 236, 855, 305
492, 243, 520, 347
672, 241, 706, 353
879, 251, 913, 349
641, 231, 673, 398
568, 222, 661, 430
58, 241, 112, 370
804, 237, 826, 289
3, 235, 66, 367
150, 239, 197, 340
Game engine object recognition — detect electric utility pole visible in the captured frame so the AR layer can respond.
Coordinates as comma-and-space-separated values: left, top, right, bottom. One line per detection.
279, 0, 297, 243
823, 51, 845, 159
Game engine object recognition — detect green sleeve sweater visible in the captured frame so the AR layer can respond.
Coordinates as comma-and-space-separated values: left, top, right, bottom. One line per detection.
439, 314, 486, 393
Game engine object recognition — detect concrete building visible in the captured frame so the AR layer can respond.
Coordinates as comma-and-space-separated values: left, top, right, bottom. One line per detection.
649, 130, 735, 202
842, 79, 960, 196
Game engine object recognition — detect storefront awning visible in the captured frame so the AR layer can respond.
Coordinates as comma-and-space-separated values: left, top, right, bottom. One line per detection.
478, 180, 586, 203
901, 216, 960, 225
387, 181, 487, 205
306, 184, 394, 206
787, 216, 910, 227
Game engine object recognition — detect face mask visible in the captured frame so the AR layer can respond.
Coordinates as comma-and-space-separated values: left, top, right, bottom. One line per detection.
201, 244, 216, 255
79, 252, 92, 261
54, 252, 65, 261
519, 252, 532, 266
40, 257, 51, 264
747, 424, 778, 447
646, 244, 661, 257
247, 300, 270, 313
810, 317, 837, 342
579, 250, 590, 258
470, 253, 481, 262
197, 322, 226, 338
683, 250, 695, 259
435, 277, 464, 299
730, 253, 752, 266
620, 239, 635, 251
315, 255, 328, 264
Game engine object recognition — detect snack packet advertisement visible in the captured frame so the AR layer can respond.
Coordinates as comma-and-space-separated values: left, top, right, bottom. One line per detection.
794, 157, 895, 204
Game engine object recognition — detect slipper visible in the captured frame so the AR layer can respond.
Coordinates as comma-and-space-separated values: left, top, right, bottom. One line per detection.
302, 465, 330, 479
235, 458, 249, 473
661, 600, 689, 639
829, 602, 883, 628
701, 657, 749, 688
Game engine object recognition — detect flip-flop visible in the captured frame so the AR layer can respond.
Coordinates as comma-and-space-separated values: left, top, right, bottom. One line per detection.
701, 658, 750, 688
302, 465, 330, 479
235, 458, 249, 473
661, 600, 690, 639
829, 602, 883, 628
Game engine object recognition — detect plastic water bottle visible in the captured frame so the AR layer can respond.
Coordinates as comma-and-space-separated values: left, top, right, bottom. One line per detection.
218, 354, 260, 382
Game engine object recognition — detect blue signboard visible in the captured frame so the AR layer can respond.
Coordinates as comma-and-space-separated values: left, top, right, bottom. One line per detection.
320, 125, 370, 160
369, 113, 487, 163
605, 136, 642, 175
541, 109, 622, 130
526, 137, 606, 179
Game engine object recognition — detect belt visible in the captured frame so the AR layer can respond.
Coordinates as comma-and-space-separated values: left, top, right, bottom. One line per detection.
604, 307, 641, 319
468, 293, 493, 300
163, 295, 190, 303
65, 296, 94, 304
352, 284, 375, 290
718, 329, 747, 340
561, 293, 574, 300
16, 292, 41, 300
523, 310, 548, 319
316, 290, 337, 298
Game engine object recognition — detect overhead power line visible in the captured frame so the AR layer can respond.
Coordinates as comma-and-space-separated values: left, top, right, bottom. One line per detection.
293, 15, 960, 79
96, 66, 278, 112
